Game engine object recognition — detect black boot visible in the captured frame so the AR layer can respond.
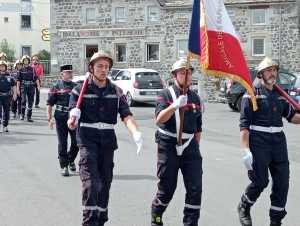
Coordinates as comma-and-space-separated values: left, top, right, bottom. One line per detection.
69, 162, 76, 171
237, 202, 252, 226
151, 210, 163, 226
27, 117, 33, 122
270, 221, 282, 226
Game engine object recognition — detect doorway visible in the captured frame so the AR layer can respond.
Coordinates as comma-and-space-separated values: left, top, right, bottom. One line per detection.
85, 45, 98, 72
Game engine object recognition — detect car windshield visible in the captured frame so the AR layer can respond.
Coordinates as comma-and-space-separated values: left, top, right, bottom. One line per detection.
135, 72, 161, 82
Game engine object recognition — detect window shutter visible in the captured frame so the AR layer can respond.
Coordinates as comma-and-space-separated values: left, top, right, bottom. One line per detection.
253, 39, 264, 55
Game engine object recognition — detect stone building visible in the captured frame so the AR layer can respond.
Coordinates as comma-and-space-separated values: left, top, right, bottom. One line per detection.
0, 0, 50, 58
49, 0, 300, 102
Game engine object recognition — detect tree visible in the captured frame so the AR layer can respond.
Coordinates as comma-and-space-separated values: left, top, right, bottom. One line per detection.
33, 49, 50, 60
0, 39, 16, 62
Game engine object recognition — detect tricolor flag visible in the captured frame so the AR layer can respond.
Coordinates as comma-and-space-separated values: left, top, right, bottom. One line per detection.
187, 0, 257, 110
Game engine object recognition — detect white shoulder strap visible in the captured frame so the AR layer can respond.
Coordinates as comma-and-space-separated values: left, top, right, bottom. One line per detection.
168, 86, 180, 140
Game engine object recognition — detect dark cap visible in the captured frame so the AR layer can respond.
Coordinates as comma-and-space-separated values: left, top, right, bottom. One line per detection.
60, 64, 73, 72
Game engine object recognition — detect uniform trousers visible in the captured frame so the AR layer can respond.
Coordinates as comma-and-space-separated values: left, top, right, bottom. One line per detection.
55, 118, 78, 168
241, 144, 289, 222
79, 146, 114, 226
20, 85, 35, 118
0, 96, 11, 126
152, 138, 202, 226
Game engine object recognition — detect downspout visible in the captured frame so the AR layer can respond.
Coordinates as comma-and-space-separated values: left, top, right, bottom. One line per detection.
278, 4, 292, 67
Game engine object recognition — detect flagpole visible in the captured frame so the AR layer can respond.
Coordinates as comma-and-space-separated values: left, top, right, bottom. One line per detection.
178, 56, 191, 146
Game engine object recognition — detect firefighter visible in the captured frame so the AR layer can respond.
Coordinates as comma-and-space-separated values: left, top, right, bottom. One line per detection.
16, 55, 40, 122
151, 58, 204, 226
0, 60, 17, 132
237, 57, 300, 226
11, 60, 23, 117
46, 64, 79, 176
67, 50, 143, 226
31, 56, 44, 108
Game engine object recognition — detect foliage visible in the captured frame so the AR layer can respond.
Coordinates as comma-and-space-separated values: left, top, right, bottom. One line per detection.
0, 39, 16, 62
32, 49, 51, 60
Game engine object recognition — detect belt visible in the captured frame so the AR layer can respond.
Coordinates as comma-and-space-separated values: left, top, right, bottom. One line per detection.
56, 105, 69, 112
0, 92, 10, 96
158, 128, 194, 139
21, 80, 34, 85
250, 125, 283, 133
80, 122, 114, 130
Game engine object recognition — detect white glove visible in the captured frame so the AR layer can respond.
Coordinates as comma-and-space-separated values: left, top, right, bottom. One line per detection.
133, 132, 143, 155
242, 148, 253, 170
70, 108, 81, 125
173, 95, 187, 109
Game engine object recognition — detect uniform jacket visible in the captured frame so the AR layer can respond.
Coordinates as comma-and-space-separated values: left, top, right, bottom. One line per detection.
240, 82, 296, 148
68, 76, 132, 151
47, 80, 78, 119
0, 72, 16, 93
155, 84, 203, 147
17, 66, 38, 87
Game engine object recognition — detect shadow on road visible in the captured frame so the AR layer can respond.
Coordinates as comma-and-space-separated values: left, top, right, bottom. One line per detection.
113, 174, 158, 180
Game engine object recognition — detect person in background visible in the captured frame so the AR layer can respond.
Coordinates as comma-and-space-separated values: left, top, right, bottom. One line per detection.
31, 56, 44, 108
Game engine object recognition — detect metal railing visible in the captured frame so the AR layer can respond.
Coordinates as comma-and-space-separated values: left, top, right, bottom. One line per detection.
39, 60, 50, 75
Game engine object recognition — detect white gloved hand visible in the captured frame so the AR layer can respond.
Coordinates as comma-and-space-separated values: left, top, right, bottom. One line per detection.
242, 148, 253, 170
133, 132, 143, 155
70, 108, 81, 125
173, 95, 187, 109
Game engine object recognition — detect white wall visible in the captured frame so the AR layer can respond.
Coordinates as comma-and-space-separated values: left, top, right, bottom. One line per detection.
0, 0, 50, 60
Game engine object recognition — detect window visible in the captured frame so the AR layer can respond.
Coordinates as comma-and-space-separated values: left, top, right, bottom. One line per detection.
115, 44, 126, 62
178, 40, 188, 58
178, 13, 188, 19
4, 17, 8, 22
149, 7, 158, 21
21, 15, 31, 28
278, 72, 295, 85
147, 44, 160, 62
115, 71, 124, 81
21, 46, 31, 56
122, 71, 131, 80
252, 9, 266, 25
86, 8, 95, 24
227, 10, 235, 17
252, 38, 265, 56
116, 7, 125, 23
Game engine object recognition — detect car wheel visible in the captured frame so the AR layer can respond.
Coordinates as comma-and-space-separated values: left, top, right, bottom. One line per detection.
236, 94, 243, 111
126, 92, 136, 107
228, 103, 238, 111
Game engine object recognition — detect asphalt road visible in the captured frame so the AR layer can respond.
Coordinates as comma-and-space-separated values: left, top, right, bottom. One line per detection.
1, 88, 300, 226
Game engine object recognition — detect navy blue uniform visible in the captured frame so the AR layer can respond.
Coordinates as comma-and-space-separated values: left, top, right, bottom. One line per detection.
10, 69, 20, 114
17, 66, 38, 118
151, 84, 203, 226
68, 76, 131, 226
47, 80, 79, 168
0, 72, 16, 126
239, 82, 296, 222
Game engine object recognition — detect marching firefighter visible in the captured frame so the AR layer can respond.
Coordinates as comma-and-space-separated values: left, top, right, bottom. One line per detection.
67, 50, 143, 226
32, 56, 44, 108
46, 64, 79, 176
0, 60, 17, 132
11, 60, 23, 118
151, 58, 204, 226
16, 55, 40, 122
0, 52, 7, 62
237, 57, 300, 226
